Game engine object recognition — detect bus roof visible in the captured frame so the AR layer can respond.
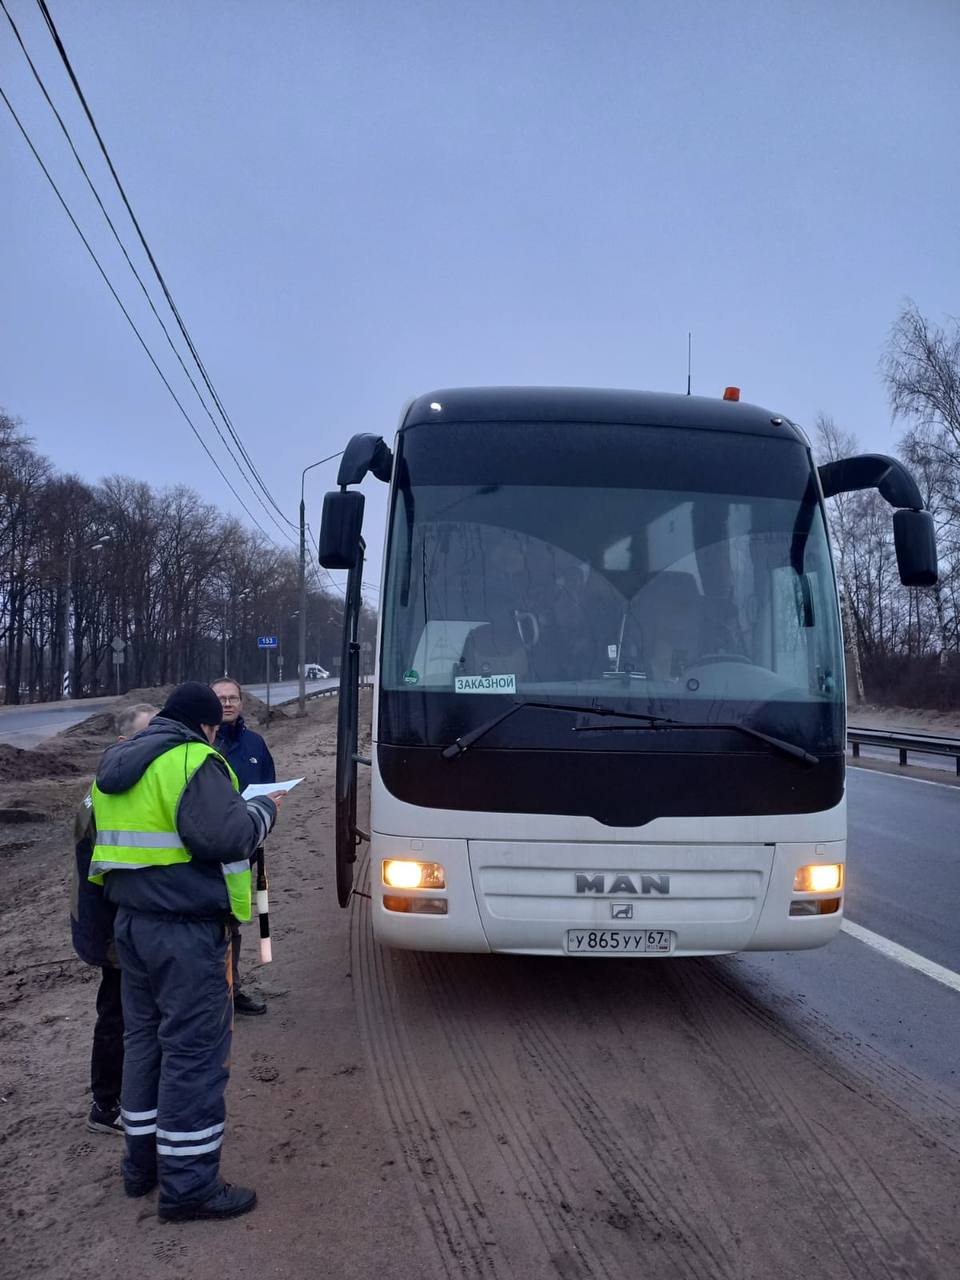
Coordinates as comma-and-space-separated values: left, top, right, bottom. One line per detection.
402, 387, 806, 442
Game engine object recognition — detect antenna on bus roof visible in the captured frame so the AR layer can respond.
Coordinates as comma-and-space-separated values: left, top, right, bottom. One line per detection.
686, 332, 692, 396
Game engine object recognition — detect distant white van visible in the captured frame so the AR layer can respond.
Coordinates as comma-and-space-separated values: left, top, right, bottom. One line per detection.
303, 663, 329, 679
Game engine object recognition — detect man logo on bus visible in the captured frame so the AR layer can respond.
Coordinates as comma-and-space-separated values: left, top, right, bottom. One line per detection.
575, 873, 672, 895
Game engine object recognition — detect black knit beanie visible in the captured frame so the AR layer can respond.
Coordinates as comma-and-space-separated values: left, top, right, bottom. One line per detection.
160, 681, 224, 735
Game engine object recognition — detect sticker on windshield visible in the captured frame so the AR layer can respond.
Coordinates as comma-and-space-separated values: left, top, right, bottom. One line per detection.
454, 674, 517, 694
403, 669, 420, 685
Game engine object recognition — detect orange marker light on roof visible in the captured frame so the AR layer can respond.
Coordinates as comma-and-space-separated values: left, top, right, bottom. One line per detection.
723, 386, 741, 401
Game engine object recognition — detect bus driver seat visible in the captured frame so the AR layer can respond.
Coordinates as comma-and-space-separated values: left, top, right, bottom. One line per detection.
457, 539, 537, 681
458, 614, 532, 681
633, 571, 705, 680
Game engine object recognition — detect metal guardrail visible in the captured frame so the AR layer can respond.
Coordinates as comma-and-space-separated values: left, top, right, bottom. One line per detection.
293, 677, 374, 704
269, 677, 373, 707
848, 726, 960, 776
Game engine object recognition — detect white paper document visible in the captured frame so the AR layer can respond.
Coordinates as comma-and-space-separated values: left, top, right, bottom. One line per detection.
242, 778, 304, 800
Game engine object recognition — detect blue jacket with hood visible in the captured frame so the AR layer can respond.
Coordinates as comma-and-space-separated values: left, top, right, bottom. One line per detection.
214, 716, 275, 793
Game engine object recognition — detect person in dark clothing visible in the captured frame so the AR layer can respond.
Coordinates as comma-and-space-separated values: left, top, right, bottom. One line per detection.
212, 677, 276, 1016
71, 702, 157, 1135
91, 681, 283, 1223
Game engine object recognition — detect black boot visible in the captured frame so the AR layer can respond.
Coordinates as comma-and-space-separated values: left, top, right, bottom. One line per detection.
159, 1182, 257, 1223
234, 989, 266, 1016
124, 1174, 158, 1198
123, 1151, 158, 1197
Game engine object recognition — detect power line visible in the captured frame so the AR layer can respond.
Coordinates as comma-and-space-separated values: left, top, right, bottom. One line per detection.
0, 0, 294, 547
34, 0, 297, 532
0, 79, 278, 540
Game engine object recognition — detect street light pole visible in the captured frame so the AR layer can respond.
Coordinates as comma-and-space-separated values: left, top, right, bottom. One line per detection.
61, 535, 110, 700
298, 452, 342, 716
224, 588, 251, 681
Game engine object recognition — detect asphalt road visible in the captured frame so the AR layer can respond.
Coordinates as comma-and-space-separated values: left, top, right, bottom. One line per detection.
0, 696, 118, 747
845, 768, 959, 971
0, 681, 340, 747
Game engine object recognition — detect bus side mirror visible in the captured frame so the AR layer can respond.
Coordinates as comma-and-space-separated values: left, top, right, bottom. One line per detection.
318, 490, 365, 569
337, 434, 393, 486
818, 454, 923, 508
893, 509, 938, 586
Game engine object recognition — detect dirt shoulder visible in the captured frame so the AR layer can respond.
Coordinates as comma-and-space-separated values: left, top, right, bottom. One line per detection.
848, 702, 960, 738
0, 691, 436, 1280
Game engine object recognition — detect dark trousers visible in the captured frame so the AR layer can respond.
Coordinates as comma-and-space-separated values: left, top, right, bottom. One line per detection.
91, 966, 124, 1109
114, 909, 233, 1209
230, 918, 242, 991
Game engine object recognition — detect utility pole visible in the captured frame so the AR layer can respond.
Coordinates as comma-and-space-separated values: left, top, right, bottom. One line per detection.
298, 452, 342, 716
298, 490, 306, 716
60, 547, 73, 699
221, 582, 229, 677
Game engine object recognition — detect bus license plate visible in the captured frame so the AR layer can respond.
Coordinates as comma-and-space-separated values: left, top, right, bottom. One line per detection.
566, 929, 675, 954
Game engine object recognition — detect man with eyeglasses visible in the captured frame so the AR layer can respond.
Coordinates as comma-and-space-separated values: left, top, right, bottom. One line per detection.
211, 678, 276, 1016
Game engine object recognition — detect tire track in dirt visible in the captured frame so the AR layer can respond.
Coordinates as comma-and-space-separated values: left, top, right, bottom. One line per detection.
350, 852, 508, 1280
351, 906, 958, 1279
355, 919, 741, 1279
413, 948, 627, 1280
352, 857, 644, 1279
520, 955, 957, 1279
497, 968, 740, 1280
670, 960, 949, 1280
699, 958, 960, 1157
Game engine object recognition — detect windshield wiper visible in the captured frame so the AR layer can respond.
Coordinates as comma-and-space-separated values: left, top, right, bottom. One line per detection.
440, 700, 672, 760
573, 717, 819, 765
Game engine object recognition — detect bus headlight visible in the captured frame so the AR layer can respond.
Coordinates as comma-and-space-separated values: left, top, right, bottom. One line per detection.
793, 863, 843, 893
382, 859, 446, 890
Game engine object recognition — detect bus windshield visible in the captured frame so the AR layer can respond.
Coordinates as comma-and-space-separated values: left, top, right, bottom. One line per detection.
380, 421, 844, 753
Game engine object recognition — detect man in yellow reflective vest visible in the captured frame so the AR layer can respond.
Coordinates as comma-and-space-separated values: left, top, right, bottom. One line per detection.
90, 681, 283, 1222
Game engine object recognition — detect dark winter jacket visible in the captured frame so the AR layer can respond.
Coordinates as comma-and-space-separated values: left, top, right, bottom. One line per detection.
93, 717, 277, 919
70, 791, 117, 968
214, 716, 276, 793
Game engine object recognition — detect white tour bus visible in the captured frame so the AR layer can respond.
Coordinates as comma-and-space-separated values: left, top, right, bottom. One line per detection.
318, 387, 937, 956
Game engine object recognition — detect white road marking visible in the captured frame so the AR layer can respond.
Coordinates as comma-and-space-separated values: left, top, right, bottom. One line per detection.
842, 919, 960, 995
849, 763, 960, 791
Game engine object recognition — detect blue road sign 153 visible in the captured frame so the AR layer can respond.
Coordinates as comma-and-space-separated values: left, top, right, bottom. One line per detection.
257, 635, 279, 649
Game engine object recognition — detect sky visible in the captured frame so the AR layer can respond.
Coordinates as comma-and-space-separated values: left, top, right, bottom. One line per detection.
1, 0, 959, 596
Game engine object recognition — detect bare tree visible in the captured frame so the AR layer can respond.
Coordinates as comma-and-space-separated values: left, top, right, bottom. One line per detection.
884, 302, 960, 682
885, 302, 960, 455
0, 406, 353, 701
814, 414, 866, 702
